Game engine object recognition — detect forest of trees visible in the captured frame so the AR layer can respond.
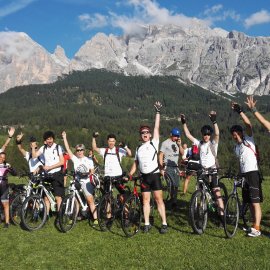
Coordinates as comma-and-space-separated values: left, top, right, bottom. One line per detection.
0, 69, 269, 174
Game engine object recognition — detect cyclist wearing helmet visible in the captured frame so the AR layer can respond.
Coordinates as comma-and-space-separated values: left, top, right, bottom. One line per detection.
180, 111, 224, 221
245, 95, 270, 133
129, 101, 168, 234
159, 128, 184, 208
31, 131, 64, 211
62, 131, 98, 224
0, 127, 15, 154
231, 102, 263, 237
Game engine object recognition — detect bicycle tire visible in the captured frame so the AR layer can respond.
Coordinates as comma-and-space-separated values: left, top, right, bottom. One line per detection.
224, 194, 239, 238
161, 173, 172, 202
121, 195, 142, 237
59, 194, 78, 233
10, 193, 26, 225
21, 194, 47, 231
218, 180, 229, 204
189, 189, 208, 235
97, 194, 115, 231
94, 188, 104, 207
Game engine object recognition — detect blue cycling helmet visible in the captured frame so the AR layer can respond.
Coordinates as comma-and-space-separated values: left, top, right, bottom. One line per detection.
171, 128, 181, 137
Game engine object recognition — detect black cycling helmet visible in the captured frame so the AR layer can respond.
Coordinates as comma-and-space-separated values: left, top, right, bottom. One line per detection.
201, 125, 213, 135
43, 130, 55, 140
230, 125, 243, 134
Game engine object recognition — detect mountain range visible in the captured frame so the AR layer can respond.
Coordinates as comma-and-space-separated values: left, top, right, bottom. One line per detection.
0, 23, 270, 95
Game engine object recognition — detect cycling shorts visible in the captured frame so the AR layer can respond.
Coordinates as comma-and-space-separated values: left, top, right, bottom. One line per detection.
49, 171, 65, 197
242, 171, 263, 203
0, 180, 9, 202
141, 172, 162, 192
80, 180, 95, 197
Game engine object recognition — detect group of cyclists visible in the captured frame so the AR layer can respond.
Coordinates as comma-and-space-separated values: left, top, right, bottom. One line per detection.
0, 95, 269, 237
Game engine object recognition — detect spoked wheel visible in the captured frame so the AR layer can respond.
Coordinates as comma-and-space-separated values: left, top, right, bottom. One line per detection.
10, 193, 26, 225
189, 189, 208, 235
224, 194, 239, 238
242, 203, 253, 231
97, 194, 115, 231
161, 173, 172, 202
121, 195, 142, 237
21, 194, 47, 231
59, 194, 78, 233
94, 188, 104, 207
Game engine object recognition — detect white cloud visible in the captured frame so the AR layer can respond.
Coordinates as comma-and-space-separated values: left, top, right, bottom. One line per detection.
0, 0, 37, 18
202, 4, 240, 24
244, 10, 270, 28
78, 13, 108, 30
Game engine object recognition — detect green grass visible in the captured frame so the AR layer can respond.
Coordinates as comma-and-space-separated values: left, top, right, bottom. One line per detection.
1, 176, 270, 270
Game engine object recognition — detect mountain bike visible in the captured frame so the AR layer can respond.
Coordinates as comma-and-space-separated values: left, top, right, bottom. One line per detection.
160, 171, 172, 202
223, 174, 252, 238
189, 168, 227, 235
58, 172, 103, 233
97, 175, 130, 231
20, 172, 57, 231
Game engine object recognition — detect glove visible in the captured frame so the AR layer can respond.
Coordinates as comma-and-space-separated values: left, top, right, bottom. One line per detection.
232, 103, 242, 114
92, 132, 99, 138
209, 112, 217, 124
118, 142, 126, 148
180, 114, 186, 124
154, 102, 162, 113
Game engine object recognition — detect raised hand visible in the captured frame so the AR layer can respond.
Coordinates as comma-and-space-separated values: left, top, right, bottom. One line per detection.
245, 96, 257, 110
92, 132, 99, 138
8, 126, 15, 137
209, 111, 217, 124
231, 102, 243, 114
154, 101, 162, 113
180, 114, 186, 124
62, 131, 67, 139
16, 132, 24, 142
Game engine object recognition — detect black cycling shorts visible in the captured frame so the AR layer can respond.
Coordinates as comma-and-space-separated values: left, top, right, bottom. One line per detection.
0, 180, 9, 202
141, 172, 162, 192
207, 173, 219, 189
50, 171, 65, 197
242, 171, 263, 203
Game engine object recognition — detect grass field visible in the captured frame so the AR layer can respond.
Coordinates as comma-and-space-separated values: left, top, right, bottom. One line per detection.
1, 176, 270, 270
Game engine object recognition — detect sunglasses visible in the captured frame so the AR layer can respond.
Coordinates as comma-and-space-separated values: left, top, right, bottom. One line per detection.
76, 149, 84, 152
203, 133, 211, 136
140, 131, 150, 135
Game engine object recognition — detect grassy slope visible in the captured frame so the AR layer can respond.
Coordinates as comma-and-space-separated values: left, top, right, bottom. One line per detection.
0, 176, 269, 270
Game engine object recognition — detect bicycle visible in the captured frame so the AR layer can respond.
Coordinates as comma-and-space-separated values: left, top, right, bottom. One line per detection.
97, 175, 130, 231
20, 171, 57, 231
189, 168, 227, 235
223, 174, 252, 238
58, 172, 103, 233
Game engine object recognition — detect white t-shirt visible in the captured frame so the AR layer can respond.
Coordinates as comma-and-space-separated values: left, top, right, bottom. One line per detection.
234, 135, 258, 173
194, 138, 218, 168
135, 138, 159, 174
100, 147, 126, 177
38, 143, 63, 174
25, 151, 45, 173
71, 155, 94, 182
0, 148, 3, 153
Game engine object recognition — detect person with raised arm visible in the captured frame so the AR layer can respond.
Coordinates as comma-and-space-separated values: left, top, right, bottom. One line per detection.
0, 127, 15, 153
180, 111, 224, 222
129, 101, 168, 234
231, 102, 263, 237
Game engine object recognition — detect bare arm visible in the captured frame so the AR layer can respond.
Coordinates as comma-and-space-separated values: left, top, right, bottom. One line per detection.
129, 160, 138, 176
16, 132, 27, 157
232, 102, 252, 137
245, 96, 270, 131
153, 101, 162, 140
209, 111, 219, 144
180, 114, 195, 143
176, 137, 184, 157
61, 131, 74, 159
1, 127, 15, 152
92, 132, 100, 154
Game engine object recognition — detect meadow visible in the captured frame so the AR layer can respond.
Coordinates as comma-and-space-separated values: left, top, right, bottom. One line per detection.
0, 175, 270, 270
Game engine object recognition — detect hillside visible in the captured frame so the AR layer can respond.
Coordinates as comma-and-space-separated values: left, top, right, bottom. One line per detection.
0, 69, 269, 174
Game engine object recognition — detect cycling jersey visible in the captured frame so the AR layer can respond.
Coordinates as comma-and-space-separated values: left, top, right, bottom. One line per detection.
25, 151, 45, 173
160, 138, 179, 167
100, 147, 126, 177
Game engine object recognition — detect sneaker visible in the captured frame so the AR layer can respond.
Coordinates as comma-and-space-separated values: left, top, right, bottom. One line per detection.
3, 223, 9, 229
248, 227, 261, 237
92, 219, 99, 226
143, 224, 152, 233
160, 224, 168, 234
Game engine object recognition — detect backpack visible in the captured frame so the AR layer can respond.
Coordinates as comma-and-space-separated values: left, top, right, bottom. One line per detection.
189, 144, 200, 161
43, 144, 61, 156
104, 147, 122, 171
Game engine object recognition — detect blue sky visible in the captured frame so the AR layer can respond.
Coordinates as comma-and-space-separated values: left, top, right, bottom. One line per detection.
0, 0, 269, 58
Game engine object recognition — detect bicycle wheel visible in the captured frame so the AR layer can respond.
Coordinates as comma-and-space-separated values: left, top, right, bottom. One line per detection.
121, 195, 142, 237
189, 189, 208, 234
94, 187, 104, 207
10, 193, 26, 225
242, 203, 253, 230
59, 194, 78, 233
97, 194, 115, 231
219, 181, 228, 204
21, 194, 47, 231
224, 194, 239, 238
161, 173, 172, 202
